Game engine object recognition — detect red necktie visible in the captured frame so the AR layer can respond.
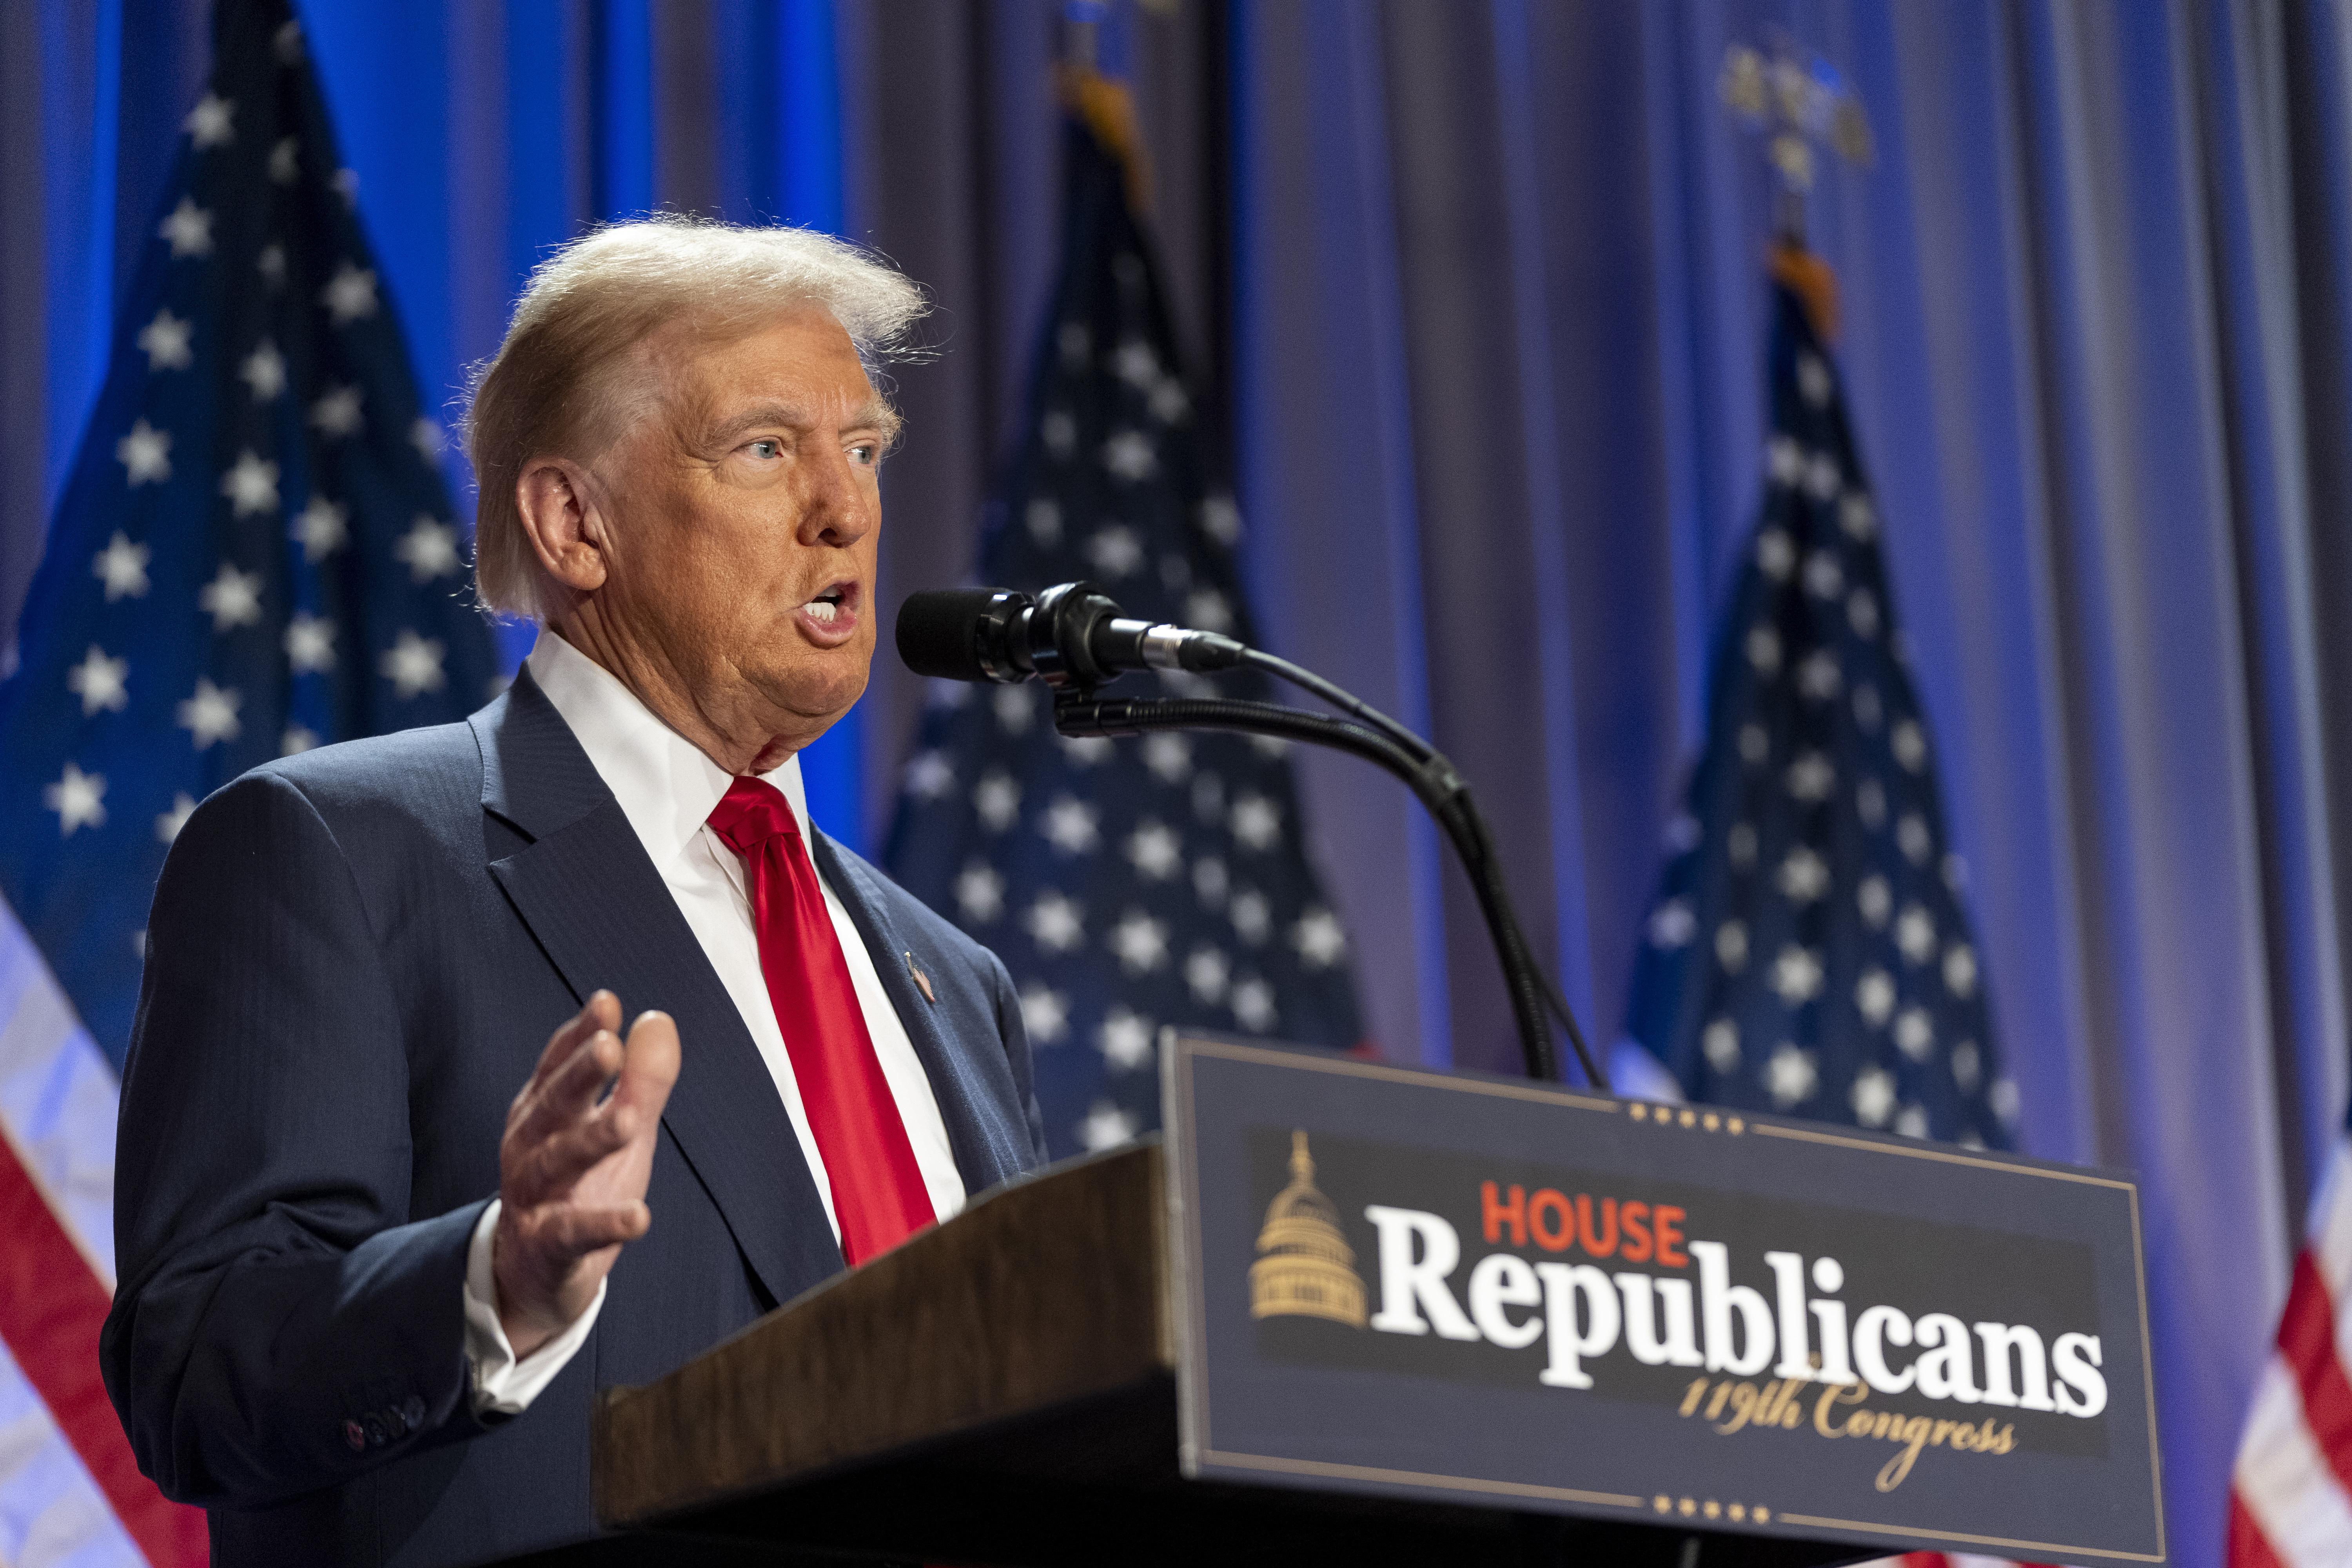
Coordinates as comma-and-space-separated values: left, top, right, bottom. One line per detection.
708, 775, 935, 1265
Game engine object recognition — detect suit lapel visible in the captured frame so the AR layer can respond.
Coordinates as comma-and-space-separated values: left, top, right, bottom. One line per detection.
810, 832, 1037, 1197
472, 673, 843, 1304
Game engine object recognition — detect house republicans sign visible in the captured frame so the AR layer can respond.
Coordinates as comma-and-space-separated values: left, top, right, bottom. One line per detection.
1162, 1034, 2165, 1565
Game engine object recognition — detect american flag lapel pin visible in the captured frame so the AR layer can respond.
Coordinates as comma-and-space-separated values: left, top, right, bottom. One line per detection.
904, 951, 936, 1005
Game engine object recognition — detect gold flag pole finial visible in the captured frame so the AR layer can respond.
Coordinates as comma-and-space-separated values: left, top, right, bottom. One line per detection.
1719, 36, 1873, 338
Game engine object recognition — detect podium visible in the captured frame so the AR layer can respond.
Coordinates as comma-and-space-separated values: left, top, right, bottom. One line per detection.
595, 1141, 1833, 1566
591, 1035, 2165, 1567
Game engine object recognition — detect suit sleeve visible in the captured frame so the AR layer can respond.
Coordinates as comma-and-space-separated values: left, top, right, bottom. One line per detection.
101, 770, 494, 1509
982, 946, 1051, 1164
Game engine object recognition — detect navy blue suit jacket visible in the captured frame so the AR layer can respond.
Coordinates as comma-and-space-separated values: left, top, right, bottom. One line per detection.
100, 670, 1049, 1566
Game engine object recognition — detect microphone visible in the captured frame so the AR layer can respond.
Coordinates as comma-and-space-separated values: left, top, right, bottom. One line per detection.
892, 580, 1609, 1089
896, 582, 1245, 689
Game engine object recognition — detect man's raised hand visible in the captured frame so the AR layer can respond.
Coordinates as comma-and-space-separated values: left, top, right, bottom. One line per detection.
493, 991, 681, 1358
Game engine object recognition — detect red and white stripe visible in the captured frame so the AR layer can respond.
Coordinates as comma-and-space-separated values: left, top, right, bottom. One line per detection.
2232, 1135, 2352, 1566
0, 898, 205, 1567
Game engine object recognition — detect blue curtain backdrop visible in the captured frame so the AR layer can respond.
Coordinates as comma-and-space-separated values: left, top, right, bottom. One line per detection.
5, 2, 2348, 1559
1230, 4, 2352, 1559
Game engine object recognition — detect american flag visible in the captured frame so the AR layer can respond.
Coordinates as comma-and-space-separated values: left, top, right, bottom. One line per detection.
1623, 280, 2014, 1152
0, 0, 499, 1560
1624, 277, 2047, 1568
884, 93, 1362, 1159
2230, 1107, 2352, 1565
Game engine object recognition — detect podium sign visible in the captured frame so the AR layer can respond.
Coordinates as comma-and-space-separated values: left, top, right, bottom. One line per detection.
1164, 1034, 2165, 1565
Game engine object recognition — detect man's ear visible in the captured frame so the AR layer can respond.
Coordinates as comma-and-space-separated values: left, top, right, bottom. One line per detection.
514, 458, 610, 595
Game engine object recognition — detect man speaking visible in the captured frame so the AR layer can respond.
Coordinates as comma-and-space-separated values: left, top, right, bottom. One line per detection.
100, 219, 1049, 1566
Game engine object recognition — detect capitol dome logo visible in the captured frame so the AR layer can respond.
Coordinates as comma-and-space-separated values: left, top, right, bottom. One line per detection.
1249, 1131, 1367, 1328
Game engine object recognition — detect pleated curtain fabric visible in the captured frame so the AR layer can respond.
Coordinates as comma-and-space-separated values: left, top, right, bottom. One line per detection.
12, 2, 2352, 1559
1226, 5, 2352, 1557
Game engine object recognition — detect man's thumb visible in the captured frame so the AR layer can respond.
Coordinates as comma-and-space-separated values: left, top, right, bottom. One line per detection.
620, 1009, 681, 1106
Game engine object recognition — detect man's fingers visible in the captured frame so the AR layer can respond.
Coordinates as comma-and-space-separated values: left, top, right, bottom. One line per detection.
524, 1200, 652, 1258
508, 1010, 596, 1129
511, 1024, 625, 1149
521, 993, 618, 1097
505, 1042, 618, 1169
518, 1105, 641, 1196
503, 1001, 671, 1215
541, 1013, 674, 1185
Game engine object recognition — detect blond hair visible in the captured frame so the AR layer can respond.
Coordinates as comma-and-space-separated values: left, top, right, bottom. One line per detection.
464, 216, 927, 620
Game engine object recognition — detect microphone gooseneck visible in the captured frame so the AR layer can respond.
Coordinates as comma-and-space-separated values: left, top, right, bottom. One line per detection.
893, 583, 1607, 1092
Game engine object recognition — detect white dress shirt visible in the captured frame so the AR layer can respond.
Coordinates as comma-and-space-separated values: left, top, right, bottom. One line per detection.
463, 629, 966, 1414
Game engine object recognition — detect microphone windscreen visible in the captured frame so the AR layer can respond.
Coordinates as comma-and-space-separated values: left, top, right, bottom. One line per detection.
896, 589, 1002, 682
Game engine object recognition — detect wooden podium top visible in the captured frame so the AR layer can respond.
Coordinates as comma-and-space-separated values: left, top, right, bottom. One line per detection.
594, 1141, 1171, 1533
591, 1141, 1854, 1567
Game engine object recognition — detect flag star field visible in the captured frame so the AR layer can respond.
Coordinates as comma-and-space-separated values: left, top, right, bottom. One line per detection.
1622, 286, 2014, 1150
884, 116, 1363, 1158
0, 0, 499, 1073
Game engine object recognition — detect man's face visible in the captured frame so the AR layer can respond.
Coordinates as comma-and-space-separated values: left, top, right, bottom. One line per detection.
589, 306, 892, 755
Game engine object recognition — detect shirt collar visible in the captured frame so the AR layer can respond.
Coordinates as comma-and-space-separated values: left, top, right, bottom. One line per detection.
524, 627, 812, 866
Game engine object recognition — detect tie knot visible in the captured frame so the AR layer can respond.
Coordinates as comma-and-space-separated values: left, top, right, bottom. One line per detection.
708, 775, 800, 853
